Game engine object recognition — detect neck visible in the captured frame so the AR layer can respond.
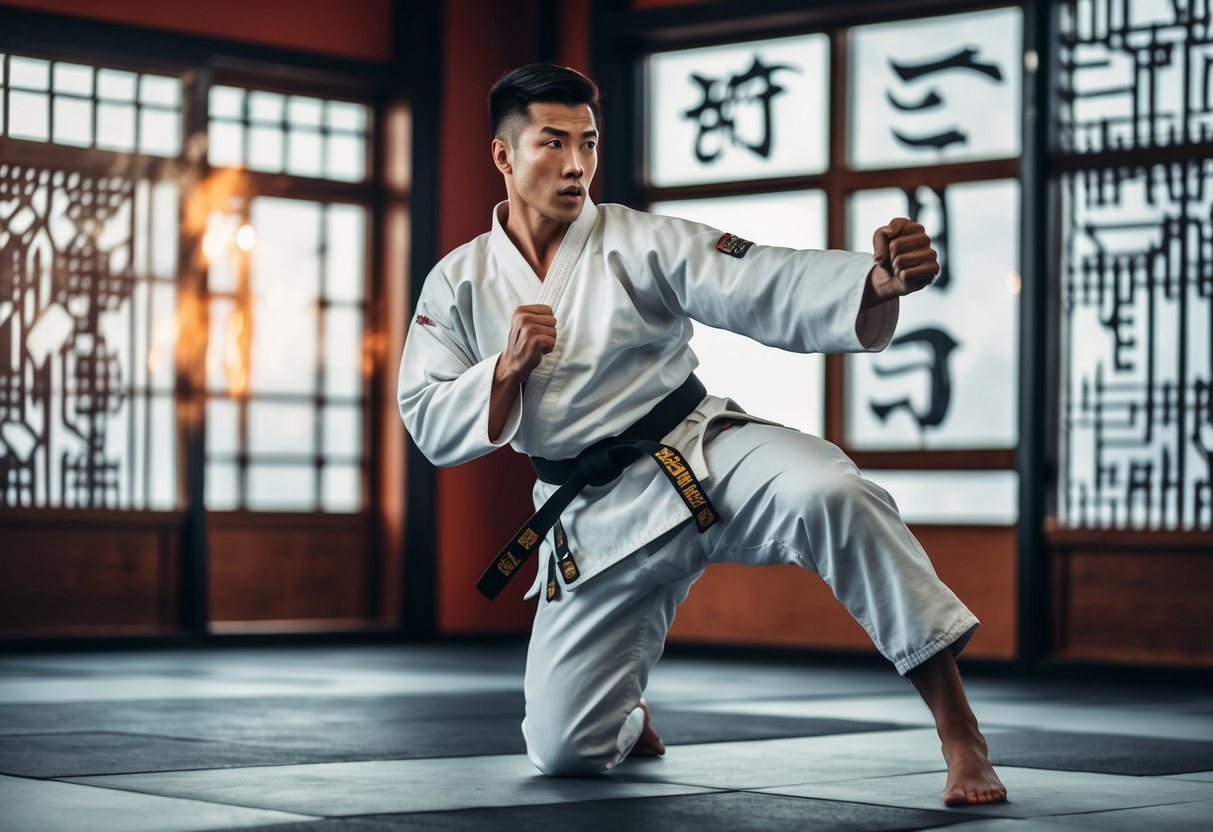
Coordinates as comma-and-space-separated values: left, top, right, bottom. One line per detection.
502, 200, 572, 280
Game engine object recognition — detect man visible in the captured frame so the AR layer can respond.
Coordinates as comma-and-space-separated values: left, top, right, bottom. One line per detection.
398, 63, 1007, 806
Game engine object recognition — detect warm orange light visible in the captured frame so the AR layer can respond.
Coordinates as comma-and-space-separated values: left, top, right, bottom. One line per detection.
236, 224, 256, 252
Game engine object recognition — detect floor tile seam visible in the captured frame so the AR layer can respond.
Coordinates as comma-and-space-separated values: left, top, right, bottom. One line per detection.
1034, 797, 1213, 818
17, 774, 327, 820
0, 727, 425, 756
740, 787, 991, 820
50, 775, 334, 817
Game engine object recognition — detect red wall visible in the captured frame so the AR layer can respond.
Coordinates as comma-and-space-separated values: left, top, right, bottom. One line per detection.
0, 0, 395, 61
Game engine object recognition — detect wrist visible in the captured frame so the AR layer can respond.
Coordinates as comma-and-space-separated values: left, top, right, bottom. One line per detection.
862, 262, 896, 309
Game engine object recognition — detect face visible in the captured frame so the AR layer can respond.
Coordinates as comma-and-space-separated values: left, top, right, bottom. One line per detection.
494, 101, 598, 224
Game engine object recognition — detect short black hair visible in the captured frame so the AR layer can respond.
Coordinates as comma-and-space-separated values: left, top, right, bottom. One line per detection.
489, 63, 601, 144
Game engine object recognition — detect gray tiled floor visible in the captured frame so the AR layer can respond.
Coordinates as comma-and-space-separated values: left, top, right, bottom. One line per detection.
1, 645, 1210, 831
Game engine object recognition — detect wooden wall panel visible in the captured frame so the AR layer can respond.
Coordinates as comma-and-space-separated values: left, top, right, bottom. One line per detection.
207, 514, 370, 625
670, 525, 1017, 660
1054, 550, 1213, 666
0, 514, 180, 635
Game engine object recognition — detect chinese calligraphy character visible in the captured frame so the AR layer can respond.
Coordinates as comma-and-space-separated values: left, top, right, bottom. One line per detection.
682, 56, 798, 164
870, 327, 960, 431
886, 46, 1004, 152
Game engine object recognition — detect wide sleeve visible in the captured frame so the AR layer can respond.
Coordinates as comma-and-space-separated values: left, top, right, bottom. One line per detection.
397, 275, 523, 467
618, 209, 898, 354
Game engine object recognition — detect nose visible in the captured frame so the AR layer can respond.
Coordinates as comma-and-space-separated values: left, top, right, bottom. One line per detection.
562, 147, 584, 177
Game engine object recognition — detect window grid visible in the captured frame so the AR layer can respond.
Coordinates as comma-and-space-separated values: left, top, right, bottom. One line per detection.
0, 53, 182, 157
207, 84, 371, 183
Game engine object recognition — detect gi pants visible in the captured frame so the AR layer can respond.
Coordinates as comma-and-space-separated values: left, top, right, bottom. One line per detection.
521, 421, 979, 778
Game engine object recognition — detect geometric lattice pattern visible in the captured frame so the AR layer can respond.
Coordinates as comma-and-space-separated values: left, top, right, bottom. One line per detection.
0, 162, 173, 508
1059, 161, 1213, 528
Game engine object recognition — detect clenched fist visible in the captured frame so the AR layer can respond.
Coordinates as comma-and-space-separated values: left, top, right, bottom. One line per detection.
863, 218, 941, 307
500, 304, 557, 384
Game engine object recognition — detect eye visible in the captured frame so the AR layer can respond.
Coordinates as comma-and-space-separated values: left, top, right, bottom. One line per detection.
546, 139, 562, 148
584, 141, 596, 150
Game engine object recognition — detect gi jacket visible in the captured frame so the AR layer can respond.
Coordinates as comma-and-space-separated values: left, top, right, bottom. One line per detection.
398, 200, 898, 598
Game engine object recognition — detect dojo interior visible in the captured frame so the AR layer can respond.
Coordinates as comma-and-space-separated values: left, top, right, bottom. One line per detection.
0, 1, 1210, 830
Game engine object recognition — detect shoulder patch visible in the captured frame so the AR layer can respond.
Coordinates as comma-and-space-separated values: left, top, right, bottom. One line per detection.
414, 314, 437, 327
716, 233, 754, 258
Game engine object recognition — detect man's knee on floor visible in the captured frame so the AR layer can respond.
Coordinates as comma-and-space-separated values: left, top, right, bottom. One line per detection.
524, 704, 644, 777
524, 719, 615, 777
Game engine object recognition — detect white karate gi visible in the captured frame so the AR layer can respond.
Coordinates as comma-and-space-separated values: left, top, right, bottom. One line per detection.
398, 199, 979, 776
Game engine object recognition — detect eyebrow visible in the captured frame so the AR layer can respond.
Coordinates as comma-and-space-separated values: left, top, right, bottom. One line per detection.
539, 125, 599, 139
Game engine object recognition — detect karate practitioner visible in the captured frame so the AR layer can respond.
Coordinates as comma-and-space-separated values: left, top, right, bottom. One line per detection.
398, 63, 1007, 806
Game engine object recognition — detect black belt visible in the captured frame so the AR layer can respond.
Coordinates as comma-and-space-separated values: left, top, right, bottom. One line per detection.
475, 374, 720, 600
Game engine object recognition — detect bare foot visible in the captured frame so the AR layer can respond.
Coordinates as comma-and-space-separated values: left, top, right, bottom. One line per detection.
630, 698, 665, 757
941, 730, 1007, 806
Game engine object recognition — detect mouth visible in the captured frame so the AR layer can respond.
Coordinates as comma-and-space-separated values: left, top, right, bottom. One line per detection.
558, 187, 583, 199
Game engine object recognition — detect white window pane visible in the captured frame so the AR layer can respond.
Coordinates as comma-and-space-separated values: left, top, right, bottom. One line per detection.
9, 90, 49, 141
150, 180, 179, 279
325, 204, 366, 303
96, 102, 136, 151
148, 394, 177, 510
248, 125, 284, 172
288, 96, 323, 127
207, 398, 240, 456
249, 90, 284, 123
148, 279, 177, 391
205, 211, 243, 292
0, 53, 7, 86
326, 133, 364, 181
52, 96, 91, 146
52, 62, 93, 96
322, 465, 361, 513
139, 107, 180, 156
846, 180, 1020, 450
287, 130, 323, 177
323, 404, 361, 457
249, 198, 321, 395
207, 298, 240, 394
206, 462, 240, 510
10, 56, 50, 90
209, 85, 244, 119
139, 74, 180, 107
650, 192, 828, 435
648, 33, 829, 187
97, 68, 137, 101
850, 7, 1022, 169
248, 401, 314, 456
208, 121, 244, 167
323, 307, 363, 399
326, 100, 366, 131
863, 469, 1018, 525
248, 464, 314, 510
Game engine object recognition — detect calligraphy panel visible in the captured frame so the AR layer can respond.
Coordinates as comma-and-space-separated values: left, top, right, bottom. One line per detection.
849, 7, 1022, 170
649, 191, 827, 435
0, 164, 179, 509
845, 179, 1021, 450
647, 35, 828, 187
1060, 160, 1213, 529
1059, 0, 1213, 152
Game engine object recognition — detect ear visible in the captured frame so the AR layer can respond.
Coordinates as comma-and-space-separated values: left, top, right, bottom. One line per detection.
491, 138, 512, 175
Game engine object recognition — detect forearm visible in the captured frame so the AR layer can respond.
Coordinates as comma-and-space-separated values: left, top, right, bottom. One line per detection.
488, 355, 522, 442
